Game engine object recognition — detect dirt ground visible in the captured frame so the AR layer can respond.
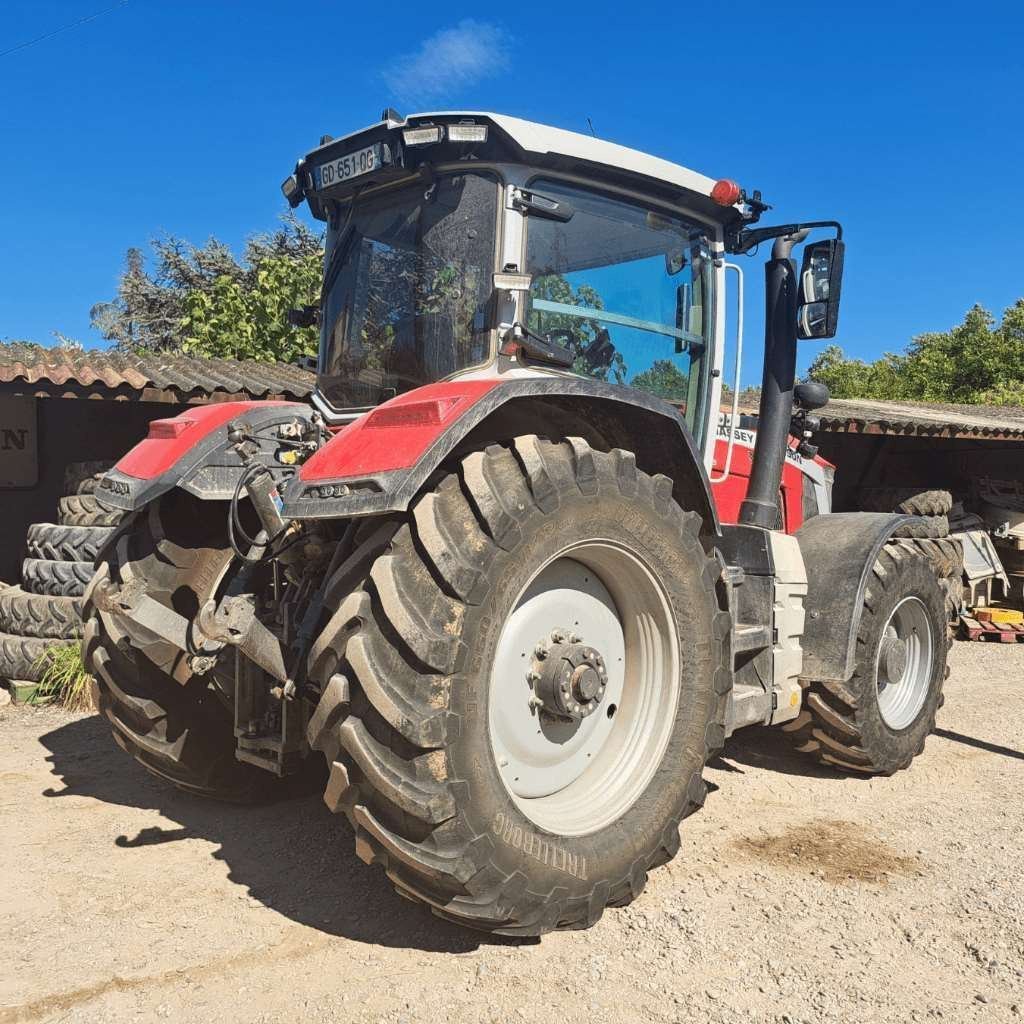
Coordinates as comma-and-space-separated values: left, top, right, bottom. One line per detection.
2, 641, 1022, 1024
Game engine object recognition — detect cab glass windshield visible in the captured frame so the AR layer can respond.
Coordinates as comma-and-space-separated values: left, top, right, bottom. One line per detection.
524, 179, 714, 438
318, 172, 498, 409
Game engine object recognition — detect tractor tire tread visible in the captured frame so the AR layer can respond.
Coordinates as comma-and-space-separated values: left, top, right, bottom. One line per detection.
306, 436, 729, 935
22, 558, 94, 597
0, 586, 84, 639
858, 488, 953, 517
26, 523, 115, 563
0, 631, 76, 682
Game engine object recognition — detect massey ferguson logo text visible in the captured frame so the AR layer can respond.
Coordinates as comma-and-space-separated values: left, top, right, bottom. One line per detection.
492, 812, 588, 879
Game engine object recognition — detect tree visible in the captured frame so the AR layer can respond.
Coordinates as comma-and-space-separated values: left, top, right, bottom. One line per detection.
806, 301, 1024, 406
630, 359, 690, 400
91, 214, 323, 362
528, 275, 627, 383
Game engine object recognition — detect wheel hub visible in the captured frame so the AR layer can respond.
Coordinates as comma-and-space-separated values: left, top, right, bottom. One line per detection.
531, 629, 608, 720
879, 635, 909, 683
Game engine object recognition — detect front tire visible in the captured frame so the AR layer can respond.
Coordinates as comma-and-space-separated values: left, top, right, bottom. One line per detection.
306, 436, 730, 935
783, 542, 948, 774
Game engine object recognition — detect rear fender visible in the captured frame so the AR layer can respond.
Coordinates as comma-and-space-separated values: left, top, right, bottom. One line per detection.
98, 401, 312, 511
281, 378, 719, 531
797, 511, 921, 682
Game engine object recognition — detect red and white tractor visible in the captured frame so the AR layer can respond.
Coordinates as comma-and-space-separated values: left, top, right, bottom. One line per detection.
85, 111, 954, 936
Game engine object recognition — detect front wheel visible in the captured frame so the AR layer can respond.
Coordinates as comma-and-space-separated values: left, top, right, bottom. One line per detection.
783, 542, 948, 774
306, 436, 730, 935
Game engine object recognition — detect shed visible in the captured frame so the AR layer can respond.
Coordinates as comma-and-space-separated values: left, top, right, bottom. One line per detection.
0, 343, 314, 584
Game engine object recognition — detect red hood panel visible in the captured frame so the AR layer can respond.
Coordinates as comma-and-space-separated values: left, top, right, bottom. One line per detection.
300, 380, 501, 481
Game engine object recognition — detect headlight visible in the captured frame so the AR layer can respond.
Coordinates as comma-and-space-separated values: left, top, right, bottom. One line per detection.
402, 125, 444, 146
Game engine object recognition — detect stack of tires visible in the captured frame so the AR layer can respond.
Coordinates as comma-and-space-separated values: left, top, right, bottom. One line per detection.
857, 487, 964, 621
0, 465, 122, 693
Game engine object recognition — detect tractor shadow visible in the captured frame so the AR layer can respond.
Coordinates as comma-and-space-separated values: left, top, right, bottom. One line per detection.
36, 714, 526, 953
714, 725, 846, 779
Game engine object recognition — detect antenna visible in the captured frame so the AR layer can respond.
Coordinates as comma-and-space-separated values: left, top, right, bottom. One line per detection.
586, 118, 596, 137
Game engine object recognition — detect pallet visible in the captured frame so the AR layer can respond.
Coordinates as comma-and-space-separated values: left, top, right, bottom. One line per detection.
959, 613, 1024, 643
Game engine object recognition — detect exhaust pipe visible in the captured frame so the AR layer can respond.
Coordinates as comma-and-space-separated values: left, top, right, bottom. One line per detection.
738, 230, 808, 530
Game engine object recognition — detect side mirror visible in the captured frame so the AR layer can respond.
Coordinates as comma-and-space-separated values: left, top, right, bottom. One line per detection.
796, 239, 844, 339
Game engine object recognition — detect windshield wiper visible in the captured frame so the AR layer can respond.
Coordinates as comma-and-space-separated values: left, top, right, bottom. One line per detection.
320, 192, 364, 298
320, 224, 359, 299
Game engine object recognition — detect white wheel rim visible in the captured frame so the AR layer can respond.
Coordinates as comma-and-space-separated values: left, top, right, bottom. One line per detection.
488, 541, 680, 837
875, 596, 934, 730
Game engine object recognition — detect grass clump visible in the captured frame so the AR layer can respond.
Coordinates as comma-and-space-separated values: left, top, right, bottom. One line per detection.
31, 643, 96, 711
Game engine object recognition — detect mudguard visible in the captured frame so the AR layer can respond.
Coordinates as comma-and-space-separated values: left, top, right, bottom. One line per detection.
98, 401, 312, 511
281, 377, 719, 529
796, 512, 920, 683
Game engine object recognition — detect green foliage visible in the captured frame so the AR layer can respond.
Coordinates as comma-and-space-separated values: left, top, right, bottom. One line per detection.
630, 359, 690, 400
180, 250, 322, 362
31, 644, 95, 712
91, 214, 324, 362
806, 301, 1024, 406
528, 275, 627, 383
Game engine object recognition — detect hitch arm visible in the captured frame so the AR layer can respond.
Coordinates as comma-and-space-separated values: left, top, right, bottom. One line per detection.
93, 579, 290, 684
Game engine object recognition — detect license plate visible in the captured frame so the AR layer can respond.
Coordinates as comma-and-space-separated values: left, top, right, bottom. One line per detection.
313, 144, 381, 190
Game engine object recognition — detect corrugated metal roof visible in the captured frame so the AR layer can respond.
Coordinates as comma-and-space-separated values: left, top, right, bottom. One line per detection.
815, 397, 1024, 440
734, 395, 1024, 441
0, 343, 314, 401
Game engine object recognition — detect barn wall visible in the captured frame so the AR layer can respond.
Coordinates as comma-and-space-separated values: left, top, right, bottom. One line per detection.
0, 397, 180, 585
816, 432, 1024, 512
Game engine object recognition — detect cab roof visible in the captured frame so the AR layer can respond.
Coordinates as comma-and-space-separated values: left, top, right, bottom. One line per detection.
290, 110, 757, 226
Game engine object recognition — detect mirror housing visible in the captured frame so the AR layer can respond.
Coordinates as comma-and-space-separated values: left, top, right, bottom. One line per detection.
796, 239, 844, 339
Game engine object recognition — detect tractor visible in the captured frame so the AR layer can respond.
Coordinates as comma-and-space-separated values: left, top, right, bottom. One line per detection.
85, 111, 953, 936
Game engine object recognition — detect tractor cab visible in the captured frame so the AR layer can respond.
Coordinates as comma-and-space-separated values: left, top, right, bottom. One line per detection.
283, 111, 770, 463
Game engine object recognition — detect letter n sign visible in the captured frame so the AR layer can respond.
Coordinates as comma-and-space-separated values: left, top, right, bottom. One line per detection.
0, 397, 39, 487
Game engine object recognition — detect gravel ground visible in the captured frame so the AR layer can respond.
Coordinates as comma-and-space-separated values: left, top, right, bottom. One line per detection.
1, 641, 1022, 1024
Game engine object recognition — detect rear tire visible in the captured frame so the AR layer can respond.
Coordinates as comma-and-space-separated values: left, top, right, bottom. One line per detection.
306, 436, 730, 935
84, 492, 289, 801
783, 542, 948, 774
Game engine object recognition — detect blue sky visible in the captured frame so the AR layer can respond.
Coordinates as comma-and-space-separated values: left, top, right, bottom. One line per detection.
1, 0, 1022, 383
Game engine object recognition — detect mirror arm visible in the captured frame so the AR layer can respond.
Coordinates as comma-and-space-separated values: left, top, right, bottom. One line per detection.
727, 220, 842, 255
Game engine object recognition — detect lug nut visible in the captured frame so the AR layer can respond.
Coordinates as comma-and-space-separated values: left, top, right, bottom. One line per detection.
551, 630, 565, 643
534, 645, 548, 659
